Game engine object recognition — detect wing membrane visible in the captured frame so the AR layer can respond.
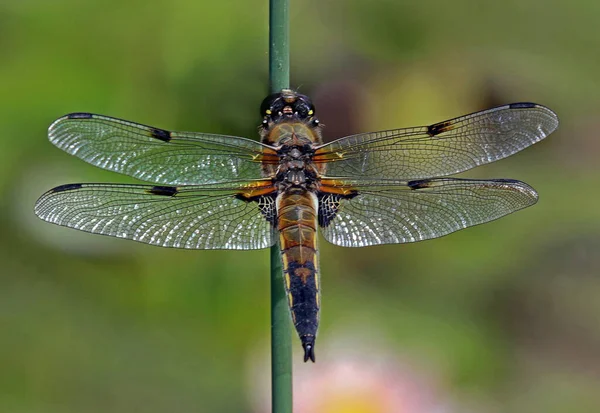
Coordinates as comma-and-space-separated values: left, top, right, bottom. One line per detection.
49, 113, 278, 185
315, 103, 558, 180
35, 181, 276, 250
319, 178, 537, 247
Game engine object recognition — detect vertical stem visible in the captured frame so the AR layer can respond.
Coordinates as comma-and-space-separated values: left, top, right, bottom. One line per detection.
269, 0, 290, 92
270, 245, 292, 413
269, 1, 292, 413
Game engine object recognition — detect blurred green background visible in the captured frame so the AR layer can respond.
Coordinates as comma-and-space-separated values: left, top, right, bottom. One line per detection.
2, 0, 600, 412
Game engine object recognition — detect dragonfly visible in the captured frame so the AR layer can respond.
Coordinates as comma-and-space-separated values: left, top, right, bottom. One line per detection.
35, 89, 558, 362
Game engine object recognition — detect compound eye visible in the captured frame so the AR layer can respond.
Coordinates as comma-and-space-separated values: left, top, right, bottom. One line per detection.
260, 92, 281, 116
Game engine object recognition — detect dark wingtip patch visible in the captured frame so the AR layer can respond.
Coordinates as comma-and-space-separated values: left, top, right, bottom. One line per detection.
149, 127, 171, 142
490, 178, 520, 184
427, 120, 454, 136
407, 179, 432, 190
51, 183, 83, 193
302, 337, 316, 363
509, 102, 537, 109
147, 185, 178, 196
67, 113, 93, 119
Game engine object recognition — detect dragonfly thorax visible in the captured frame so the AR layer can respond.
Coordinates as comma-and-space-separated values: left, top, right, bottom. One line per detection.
275, 141, 319, 191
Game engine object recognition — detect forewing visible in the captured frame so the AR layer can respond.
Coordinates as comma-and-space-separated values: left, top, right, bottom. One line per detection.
49, 113, 278, 185
314, 103, 558, 180
319, 178, 538, 247
35, 181, 277, 250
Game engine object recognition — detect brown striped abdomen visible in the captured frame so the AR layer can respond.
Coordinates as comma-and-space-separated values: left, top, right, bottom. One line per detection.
277, 189, 320, 362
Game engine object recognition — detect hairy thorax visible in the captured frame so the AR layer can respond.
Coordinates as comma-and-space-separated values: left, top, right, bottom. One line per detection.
261, 121, 325, 193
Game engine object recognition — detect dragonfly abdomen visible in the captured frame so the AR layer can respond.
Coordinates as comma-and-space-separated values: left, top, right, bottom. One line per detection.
276, 190, 320, 362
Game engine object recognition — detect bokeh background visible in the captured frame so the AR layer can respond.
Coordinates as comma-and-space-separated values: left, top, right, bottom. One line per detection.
2, 0, 600, 412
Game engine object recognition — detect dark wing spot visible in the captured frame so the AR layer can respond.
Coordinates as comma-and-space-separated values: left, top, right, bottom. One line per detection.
51, 183, 83, 193
486, 178, 522, 184
67, 113, 93, 119
234, 193, 251, 202
427, 120, 455, 136
235, 193, 278, 225
407, 179, 432, 190
149, 127, 171, 142
147, 185, 178, 196
318, 191, 358, 227
509, 102, 537, 109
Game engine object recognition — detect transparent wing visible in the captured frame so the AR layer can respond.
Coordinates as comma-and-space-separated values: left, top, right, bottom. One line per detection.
314, 103, 558, 180
49, 113, 279, 185
319, 178, 538, 247
34, 181, 277, 250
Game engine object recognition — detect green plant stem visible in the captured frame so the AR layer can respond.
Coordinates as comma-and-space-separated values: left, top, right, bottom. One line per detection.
269, 1, 292, 413
270, 245, 292, 413
269, 0, 290, 92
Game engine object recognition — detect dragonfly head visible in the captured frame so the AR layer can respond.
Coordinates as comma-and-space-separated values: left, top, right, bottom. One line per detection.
261, 89, 317, 127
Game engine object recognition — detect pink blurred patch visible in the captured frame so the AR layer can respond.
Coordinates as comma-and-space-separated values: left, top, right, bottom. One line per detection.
248, 338, 454, 413
293, 356, 448, 413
